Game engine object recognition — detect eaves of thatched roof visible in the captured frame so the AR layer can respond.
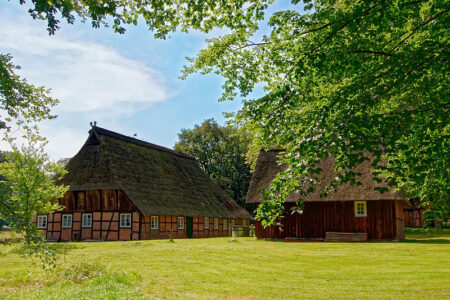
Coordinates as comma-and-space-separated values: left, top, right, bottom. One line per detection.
61, 126, 252, 219
246, 149, 405, 204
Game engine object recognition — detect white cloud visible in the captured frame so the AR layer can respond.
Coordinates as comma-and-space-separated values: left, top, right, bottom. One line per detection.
0, 9, 170, 159
0, 19, 169, 116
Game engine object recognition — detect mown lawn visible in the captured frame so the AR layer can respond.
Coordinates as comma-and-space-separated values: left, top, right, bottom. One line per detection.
0, 228, 449, 299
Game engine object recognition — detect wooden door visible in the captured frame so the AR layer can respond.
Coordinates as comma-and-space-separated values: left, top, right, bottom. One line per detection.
186, 217, 193, 238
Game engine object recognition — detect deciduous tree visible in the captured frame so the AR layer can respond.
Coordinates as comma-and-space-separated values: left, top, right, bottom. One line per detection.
0, 135, 68, 266
11, 0, 449, 225
175, 119, 253, 210
0, 53, 58, 134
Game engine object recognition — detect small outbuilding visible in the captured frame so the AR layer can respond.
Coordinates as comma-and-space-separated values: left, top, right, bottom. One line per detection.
246, 149, 409, 241
37, 126, 252, 241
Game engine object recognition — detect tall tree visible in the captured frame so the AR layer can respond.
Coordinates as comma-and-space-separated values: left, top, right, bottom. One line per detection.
174, 119, 253, 210
183, 0, 450, 226
10, 0, 450, 225
0, 135, 68, 266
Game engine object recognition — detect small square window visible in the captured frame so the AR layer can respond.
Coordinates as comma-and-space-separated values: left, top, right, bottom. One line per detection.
62, 214, 72, 228
120, 213, 131, 228
151, 216, 159, 230
204, 217, 209, 229
37, 215, 47, 229
354, 201, 367, 217
82, 214, 92, 228
223, 219, 227, 230
178, 217, 184, 229
214, 218, 219, 230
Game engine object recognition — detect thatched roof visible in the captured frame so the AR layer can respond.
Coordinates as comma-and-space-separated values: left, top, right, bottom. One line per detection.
61, 126, 252, 219
246, 149, 405, 204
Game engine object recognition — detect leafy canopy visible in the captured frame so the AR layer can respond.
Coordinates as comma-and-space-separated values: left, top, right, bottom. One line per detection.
14, 0, 450, 225
174, 119, 253, 210
183, 0, 450, 226
0, 135, 68, 266
0, 53, 58, 134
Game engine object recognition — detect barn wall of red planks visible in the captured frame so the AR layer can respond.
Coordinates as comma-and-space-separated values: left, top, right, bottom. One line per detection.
254, 200, 405, 240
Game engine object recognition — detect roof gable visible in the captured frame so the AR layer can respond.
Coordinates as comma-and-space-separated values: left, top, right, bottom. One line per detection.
61, 127, 252, 219
246, 149, 405, 204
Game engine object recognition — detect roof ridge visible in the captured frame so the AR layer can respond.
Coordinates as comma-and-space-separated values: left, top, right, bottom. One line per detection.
89, 126, 195, 160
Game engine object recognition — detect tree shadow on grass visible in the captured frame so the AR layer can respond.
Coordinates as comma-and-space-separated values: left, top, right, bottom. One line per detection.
404, 230, 450, 244
7, 242, 82, 255
49, 242, 84, 254
402, 238, 450, 244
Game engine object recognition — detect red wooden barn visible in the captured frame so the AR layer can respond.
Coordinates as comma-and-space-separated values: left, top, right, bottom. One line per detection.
36, 126, 252, 242
246, 149, 409, 241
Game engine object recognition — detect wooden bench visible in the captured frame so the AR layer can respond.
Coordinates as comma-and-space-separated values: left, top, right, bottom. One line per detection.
325, 232, 368, 242
46, 235, 60, 242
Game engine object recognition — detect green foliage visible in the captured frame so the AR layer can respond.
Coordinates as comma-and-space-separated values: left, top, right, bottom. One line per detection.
174, 119, 253, 209
13, 0, 449, 225
18, 0, 272, 37
0, 135, 68, 267
0, 53, 58, 134
181, 0, 450, 226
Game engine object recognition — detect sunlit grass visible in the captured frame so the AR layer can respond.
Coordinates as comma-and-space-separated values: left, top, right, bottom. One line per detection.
0, 228, 449, 299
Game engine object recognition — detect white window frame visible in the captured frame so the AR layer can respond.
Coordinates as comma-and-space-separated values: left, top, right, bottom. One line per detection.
120, 213, 132, 228
62, 214, 72, 228
37, 215, 47, 229
204, 216, 209, 229
214, 218, 219, 230
223, 219, 227, 230
354, 201, 367, 217
82, 213, 92, 228
178, 216, 184, 229
151, 216, 159, 230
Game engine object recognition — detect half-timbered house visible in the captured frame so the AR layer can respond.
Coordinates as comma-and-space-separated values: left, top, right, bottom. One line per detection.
36, 126, 252, 241
246, 148, 409, 241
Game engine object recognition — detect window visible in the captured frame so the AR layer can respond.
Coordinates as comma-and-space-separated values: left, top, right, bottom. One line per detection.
62, 214, 72, 228
223, 219, 227, 230
214, 218, 219, 229
37, 215, 47, 229
354, 201, 367, 217
204, 217, 209, 229
151, 216, 159, 230
120, 213, 131, 228
82, 214, 92, 228
242, 219, 246, 226
178, 217, 184, 229
231, 219, 235, 228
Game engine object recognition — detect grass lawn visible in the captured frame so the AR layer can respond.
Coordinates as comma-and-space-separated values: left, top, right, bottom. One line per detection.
0, 228, 449, 299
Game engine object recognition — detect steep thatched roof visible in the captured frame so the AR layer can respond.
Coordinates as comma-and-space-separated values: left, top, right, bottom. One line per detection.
61, 126, 252, 219
246, 149, 405, 204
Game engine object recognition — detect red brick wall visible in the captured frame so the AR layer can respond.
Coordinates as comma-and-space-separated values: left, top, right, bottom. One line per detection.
35, 189, 250, 241
39, 210, 139, 242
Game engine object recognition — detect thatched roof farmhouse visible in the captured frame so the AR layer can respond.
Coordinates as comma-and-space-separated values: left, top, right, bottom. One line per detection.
247, 148, 408, 241
37, 126, 251, 242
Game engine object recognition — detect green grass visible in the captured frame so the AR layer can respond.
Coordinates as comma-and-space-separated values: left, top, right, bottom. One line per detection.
0, 228, 449, 299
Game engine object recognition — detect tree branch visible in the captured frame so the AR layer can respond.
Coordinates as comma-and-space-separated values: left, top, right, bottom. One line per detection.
351, 49, 392, 56
391, 8, 449, 52
287, 1, 387, 79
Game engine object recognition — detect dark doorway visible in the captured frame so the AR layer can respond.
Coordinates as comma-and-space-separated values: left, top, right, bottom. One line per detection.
186, 217, 193, 238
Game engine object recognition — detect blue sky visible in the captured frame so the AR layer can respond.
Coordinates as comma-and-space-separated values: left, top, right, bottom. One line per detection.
0, 1, 299, 160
